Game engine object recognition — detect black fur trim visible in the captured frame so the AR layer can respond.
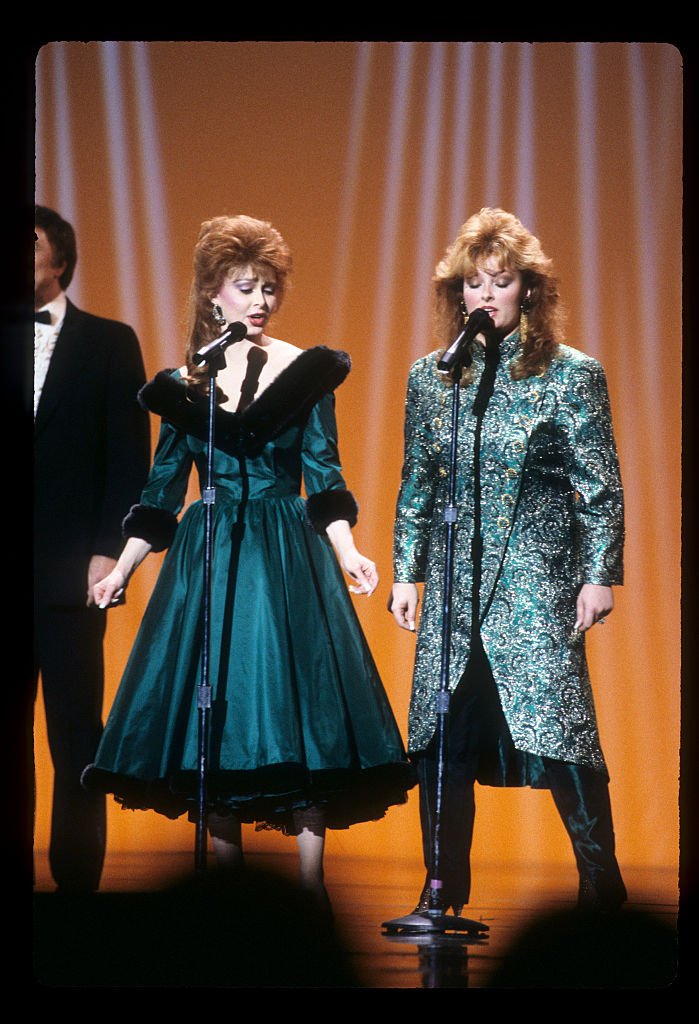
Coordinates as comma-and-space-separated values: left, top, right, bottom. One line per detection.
122, 504, 178, 552
241, 347, 351, 453
138, 347, 351, 458
137, 370, 238, 450
305, 489, 359, 533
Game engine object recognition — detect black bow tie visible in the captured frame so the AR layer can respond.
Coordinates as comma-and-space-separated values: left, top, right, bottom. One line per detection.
34, 310, 52, 325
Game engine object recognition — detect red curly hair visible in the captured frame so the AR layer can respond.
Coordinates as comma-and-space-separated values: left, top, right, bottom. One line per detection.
184, 215, 292, 386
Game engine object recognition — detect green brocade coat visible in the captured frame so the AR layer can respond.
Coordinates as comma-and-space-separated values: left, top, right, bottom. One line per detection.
393, 332, 624, 771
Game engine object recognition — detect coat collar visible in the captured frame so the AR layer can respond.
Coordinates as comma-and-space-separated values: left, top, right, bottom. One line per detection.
469, 327, 522, 365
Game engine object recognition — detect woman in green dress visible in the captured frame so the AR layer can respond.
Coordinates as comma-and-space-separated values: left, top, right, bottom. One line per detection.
84, 214, 414, 904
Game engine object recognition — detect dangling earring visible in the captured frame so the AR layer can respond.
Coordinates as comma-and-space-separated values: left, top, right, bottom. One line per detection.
460, 299, 469, 326
519, 291, 531, 344
211, 302, 226, 328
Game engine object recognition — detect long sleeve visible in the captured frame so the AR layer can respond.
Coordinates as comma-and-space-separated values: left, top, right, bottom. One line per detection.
301, 393, 346, 496
393, 360, 440, 582
122, 420, 195, 551
93, 324, 150, 558
302, 393, 359, 531
139, 422, 195, 515
561, 359, 624, 585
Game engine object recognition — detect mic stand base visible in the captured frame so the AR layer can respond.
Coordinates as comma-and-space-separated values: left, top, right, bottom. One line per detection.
382, 910, 488, 936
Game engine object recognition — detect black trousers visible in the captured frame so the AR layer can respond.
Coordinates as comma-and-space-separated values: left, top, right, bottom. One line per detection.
34, 603, 107, 892
417, 642, 627, 910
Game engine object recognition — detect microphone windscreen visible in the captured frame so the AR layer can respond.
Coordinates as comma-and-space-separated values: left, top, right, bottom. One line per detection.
228, 321, 248, 342
467, 307, 495, 332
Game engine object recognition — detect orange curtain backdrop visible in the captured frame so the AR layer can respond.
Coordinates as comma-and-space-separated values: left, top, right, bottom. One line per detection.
34, 41, 681, 874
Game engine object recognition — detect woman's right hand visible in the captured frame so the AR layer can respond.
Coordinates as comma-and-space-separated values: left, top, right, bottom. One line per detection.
93, 567, 127, 609
390, 582, 419, 631
89, 536, 153, 608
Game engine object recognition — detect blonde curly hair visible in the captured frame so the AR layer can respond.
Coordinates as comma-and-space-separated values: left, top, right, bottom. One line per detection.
433, 208, 565, 380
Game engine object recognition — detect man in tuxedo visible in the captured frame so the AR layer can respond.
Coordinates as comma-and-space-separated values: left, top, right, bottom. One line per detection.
34, 205, 150, 892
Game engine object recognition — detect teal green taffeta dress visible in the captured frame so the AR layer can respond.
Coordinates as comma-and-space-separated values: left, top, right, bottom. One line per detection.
85, 348, 415, 830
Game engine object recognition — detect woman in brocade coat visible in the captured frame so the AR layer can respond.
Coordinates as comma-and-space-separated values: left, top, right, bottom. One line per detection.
83, 215, 414, 909
388, 208, 626, 921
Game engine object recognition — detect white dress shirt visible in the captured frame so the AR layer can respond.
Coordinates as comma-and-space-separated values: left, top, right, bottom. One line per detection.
34, 292, 67, 418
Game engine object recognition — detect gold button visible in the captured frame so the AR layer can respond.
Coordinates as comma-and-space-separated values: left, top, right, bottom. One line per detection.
506, 467, 518, 478
512, 440, 524, 452
438, 467, 448, 477
497, 516, 510, 530
501, 493, 514, 506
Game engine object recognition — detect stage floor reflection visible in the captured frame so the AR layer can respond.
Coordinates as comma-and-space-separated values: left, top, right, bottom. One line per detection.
33, 851, 678, 989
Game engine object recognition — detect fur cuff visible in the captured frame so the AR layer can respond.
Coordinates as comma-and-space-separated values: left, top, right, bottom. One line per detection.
122, 504, 178, 552
306, 489, 359, 533
138, 347, 352, 457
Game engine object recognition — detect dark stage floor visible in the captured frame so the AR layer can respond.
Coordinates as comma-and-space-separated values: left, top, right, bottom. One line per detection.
32, 851, 679, 990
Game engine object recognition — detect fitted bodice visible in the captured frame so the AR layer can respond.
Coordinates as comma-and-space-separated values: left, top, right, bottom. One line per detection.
138, 366, 348, 519
187, 418, 307, 503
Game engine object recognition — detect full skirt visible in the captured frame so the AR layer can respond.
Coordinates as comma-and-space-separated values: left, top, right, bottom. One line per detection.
84, 494, 415, 830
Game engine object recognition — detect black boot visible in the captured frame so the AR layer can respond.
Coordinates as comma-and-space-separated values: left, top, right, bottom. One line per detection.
417, 758, 473, 913
545, 759, 627, 912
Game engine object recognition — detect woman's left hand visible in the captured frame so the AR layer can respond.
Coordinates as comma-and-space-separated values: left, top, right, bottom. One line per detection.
325, 519, 378, 596
574, 583, 614, 631
341, 549, 379, 596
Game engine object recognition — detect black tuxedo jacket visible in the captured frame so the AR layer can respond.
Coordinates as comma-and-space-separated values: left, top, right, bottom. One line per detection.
34, 300, 150, 606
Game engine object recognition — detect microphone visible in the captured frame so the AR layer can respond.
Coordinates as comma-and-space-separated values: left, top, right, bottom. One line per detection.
192, 321, 247, 366
236, 345, 268, 413
437, 308, 495, 373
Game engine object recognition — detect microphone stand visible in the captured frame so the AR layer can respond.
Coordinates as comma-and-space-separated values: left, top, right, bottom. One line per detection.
385, 331, 495, 937
192, 328, 241, 870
